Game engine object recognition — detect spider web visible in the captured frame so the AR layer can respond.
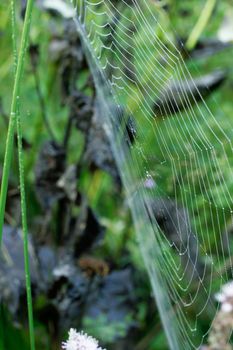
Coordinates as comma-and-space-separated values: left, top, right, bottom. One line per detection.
67, 0, 233, 348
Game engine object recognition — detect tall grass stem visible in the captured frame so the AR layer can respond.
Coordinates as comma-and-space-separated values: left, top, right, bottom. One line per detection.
16, 116, 36, 350
12, 1, 36, 349
0, 0, 34, 244
0, 1, 36, 349
186, 0, 217, 50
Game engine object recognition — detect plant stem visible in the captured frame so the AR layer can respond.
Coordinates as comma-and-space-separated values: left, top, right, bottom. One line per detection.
186, 0, 217, 51
10, 0, 18, 75
4, 1, 36, 350
16, 116, 36, 350
0, 0, 34, 244
12, 1, 36, 349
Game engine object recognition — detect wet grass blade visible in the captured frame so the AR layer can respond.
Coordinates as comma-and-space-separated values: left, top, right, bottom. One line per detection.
0, 0, 34, 244
0, 1, 36, 349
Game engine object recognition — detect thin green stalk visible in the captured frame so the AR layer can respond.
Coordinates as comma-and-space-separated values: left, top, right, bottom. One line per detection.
186, 0, 217, 51
16, 116, 36, 350
10, 1, 36, 350
0, 0, 34, 245
11, 0, 18, 74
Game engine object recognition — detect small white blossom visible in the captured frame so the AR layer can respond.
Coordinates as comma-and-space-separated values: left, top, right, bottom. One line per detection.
62, 329, 106, 350
215, 281, 233, 313
221, 302, 233, 313
222, 282, 233, 297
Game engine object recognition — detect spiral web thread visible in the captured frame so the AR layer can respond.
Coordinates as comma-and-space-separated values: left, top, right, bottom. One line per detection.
68, 1, 233, 348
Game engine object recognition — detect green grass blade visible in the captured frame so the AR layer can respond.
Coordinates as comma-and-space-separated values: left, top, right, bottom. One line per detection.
10, 1, 36, 349
0, 0, 34, 245
16, 117, 36, 350
186, 0, 217, 50
0, 1, 36, 349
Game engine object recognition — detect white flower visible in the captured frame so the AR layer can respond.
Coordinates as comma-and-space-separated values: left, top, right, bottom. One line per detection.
215, 281, 233, 313
222, 281, 233, 297
221, 302, 233, 313
62, 329, 106, 350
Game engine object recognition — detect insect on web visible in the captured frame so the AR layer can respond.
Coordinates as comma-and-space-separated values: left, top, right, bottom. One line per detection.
66, 0, 233, 349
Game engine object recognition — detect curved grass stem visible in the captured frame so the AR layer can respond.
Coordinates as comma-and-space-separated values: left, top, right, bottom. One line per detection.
0, 1, 36, 349
16, 115, 36, 350
186, 0, 217, 51
0, 0, 34, 244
